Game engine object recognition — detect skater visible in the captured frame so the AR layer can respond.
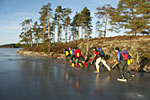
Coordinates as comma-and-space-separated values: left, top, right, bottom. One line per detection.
93, 47, 111, 73
114, 47, 134, 82
83, 54, 91, 68
69, 47, 76, 67
74, 48, 87, 68
63, 48, 70, 63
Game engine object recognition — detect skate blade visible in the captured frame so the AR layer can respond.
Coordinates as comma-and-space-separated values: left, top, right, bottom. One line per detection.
94, 71, 99, 74
128, 75, 134, 81
117, 78, 127, 82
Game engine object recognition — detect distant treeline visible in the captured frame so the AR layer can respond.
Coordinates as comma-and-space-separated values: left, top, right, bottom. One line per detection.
0, 43, 23, 48
19, 0, 150, 52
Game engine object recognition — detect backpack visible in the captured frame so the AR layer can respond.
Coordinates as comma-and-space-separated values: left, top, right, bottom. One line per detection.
121, 50, 131, 60
127, 53, 133, 65
65, 50, 70, 56
97, 48, 105, 57
70, 49, 75, 56
75, 49, 82, 57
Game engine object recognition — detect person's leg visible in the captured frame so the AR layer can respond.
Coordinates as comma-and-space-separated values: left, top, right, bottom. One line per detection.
83, 62, 88, 67
65, 56, 68, 63
70, 56, 72, 62
71, 56, 75, 67
95, 57, 102, 72
81, 57, 88, 67
119, 60, 126, 79
75, 58, 79, 68
124, 62, 134, 78
101, 59, 111, 71
77, 57, 83, 67
70, 56, 75, 64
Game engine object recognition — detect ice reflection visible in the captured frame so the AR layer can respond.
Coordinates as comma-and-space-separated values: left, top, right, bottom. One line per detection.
92, 73, 111, 97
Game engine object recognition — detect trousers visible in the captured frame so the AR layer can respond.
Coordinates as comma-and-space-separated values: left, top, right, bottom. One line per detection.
96, 57, 111, 71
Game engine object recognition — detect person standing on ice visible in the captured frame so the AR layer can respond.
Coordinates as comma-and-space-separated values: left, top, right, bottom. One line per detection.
93, 47, 111, 73
69, 47, 76, 67
74, 48, 88, 68
114, 47, 134, 82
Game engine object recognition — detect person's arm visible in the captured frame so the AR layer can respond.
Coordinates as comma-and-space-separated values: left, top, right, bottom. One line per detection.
63, 50, 65, 54
112, 52, 120, 69
112, 60, 120, 69
94, 51, 99, 57
117, 52, 121, 62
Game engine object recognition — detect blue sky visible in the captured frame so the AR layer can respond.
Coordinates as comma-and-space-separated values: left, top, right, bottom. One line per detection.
0, 0, 120, 45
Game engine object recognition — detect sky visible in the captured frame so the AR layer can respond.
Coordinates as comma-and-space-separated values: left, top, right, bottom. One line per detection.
0, 0, 120, 45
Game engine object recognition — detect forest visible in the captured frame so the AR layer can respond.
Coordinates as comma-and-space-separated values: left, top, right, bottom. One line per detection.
19, 0, 150, 52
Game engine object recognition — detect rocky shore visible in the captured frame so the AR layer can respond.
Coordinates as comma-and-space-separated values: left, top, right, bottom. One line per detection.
16, 50, 65, 59
17, 36, 150, 72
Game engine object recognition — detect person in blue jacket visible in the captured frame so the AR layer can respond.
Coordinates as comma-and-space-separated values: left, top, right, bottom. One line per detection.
69, 47, 76, 66
115, 47, 134, 82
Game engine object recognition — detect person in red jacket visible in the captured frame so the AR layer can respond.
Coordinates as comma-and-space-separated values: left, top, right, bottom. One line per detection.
74, 48, 87, 68
93, 47, 111, 73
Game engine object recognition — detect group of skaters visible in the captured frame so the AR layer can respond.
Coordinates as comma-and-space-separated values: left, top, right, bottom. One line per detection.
63, 46, 134, 82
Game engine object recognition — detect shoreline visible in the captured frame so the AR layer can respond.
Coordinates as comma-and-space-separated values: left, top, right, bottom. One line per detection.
16, 50, 150, 73
16, 36, 150, 73
16, 50, 65, 60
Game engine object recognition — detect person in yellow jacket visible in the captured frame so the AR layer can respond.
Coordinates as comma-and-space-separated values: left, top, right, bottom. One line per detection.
63, 48, 70, 63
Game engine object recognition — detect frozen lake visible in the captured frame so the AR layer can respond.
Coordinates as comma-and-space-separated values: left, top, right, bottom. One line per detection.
0, 48, 150, 100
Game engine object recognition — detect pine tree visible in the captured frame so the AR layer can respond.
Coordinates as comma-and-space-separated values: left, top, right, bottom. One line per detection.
20, 19, 33, 47
96, 21, 104, 37
39, 5, 47, 42
80, 7, 92, 39
61, 8, 72, 43
39, 3, 52, 52
136, 0, 150, 35
114, 0, 141, 36
32, 21, 42, 47
51, 20, 56, 43
71, 12, 81, 40
95, 4, 115, 38
51, 21, 56, 42
54, 5, 63, 42
70, 21, 78, 41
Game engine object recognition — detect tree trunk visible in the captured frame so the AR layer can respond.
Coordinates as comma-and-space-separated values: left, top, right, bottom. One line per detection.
43, 18, 46, 42
81, 24, 84, 39
36, 33, 39, 47
78, 26, 79, 40
29, 23, 33, 47
65, 24, 67, 43
48, 13, 51, 52
86, 39, 89, 55
134, 30, 136, 36
30, 33, 33, 48
104, 15, 108, 38
36, 39, 39, 47
84, 27, 87, 39
53, 26, 55, 43
57, 25, 59, 42
73, 31, 75, 41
